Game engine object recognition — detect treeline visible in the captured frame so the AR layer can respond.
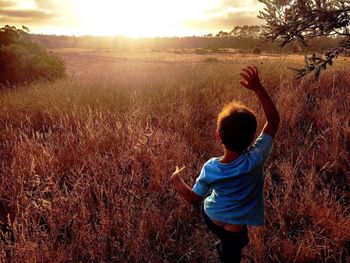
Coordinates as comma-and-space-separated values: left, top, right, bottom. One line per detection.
30, 25, 344, 54
207, 25, 262, 38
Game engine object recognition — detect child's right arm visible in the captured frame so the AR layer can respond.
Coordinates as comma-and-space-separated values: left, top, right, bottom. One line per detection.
240, 66, 280, 139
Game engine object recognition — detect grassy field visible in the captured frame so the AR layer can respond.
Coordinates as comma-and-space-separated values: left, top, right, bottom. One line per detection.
0, 49, 349, 262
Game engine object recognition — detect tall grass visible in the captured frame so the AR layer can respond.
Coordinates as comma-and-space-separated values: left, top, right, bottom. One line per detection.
0, 58, 349, 262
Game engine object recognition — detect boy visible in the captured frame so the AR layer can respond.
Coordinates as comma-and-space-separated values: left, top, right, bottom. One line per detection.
170, 66, 280, 263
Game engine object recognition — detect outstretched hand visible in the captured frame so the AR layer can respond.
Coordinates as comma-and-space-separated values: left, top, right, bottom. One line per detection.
170, 166, 185, 182
169, 165, 203, 204
240, 66, 262, 92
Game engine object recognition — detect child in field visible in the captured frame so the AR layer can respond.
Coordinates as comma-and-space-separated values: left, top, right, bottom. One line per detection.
170, 66, 280, 263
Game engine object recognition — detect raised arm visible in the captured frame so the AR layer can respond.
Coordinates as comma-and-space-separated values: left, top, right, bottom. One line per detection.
240, 66, 280, 138
170, 166, 203, 205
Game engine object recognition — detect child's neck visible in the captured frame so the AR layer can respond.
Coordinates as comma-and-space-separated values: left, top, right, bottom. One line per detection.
220, 148, 240, 164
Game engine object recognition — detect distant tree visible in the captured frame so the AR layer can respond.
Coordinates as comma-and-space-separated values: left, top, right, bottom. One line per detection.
216, 31, 230, 38
204, 33, 213, 38
241, 25, 251, 38
0, 25, 66, 86
230, 26, 242, 37
248, 26, 263, 39
230, 25, 263, 39
258, 0, 350, 78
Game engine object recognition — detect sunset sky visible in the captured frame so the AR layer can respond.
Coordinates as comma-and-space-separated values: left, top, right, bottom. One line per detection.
0, 0, 265, 37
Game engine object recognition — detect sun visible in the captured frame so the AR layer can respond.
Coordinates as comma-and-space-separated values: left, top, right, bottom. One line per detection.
71, 0, 220, 37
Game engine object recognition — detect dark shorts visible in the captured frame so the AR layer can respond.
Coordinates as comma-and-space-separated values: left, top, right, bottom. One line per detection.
201, 204, 249, 263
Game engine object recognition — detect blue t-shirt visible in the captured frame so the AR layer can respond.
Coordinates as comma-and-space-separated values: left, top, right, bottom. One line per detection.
192, 132, 273, 226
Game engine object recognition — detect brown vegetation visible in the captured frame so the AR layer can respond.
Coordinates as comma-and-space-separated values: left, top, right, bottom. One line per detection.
0, 56, 349, 262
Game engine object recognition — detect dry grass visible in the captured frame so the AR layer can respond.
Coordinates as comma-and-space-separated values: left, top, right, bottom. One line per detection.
0, 55, 349, 262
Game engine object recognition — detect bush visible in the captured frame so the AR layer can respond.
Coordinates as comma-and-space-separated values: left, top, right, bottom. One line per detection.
195, 48, 209, 55
292, 45, 301, 53
252, 47, 262, 54
203, 57, 219, 63
0, 25, 66, 86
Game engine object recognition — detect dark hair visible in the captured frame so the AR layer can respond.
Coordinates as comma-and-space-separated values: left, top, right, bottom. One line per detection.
217, 101, 257, 152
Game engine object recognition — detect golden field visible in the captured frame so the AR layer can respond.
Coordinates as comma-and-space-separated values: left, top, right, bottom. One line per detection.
0, 49, 349, 262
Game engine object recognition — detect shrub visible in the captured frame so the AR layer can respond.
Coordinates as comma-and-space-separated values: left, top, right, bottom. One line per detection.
252, 47, 262, 54
0, 25, 66, 86
203, 57, 219, 63
292, 45, 301, 53
195, 48, 209, 55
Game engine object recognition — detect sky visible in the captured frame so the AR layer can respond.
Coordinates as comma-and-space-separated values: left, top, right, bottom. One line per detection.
0, 0, 265, 37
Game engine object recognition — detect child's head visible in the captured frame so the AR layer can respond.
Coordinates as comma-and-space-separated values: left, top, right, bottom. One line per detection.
217, 101, 257, 153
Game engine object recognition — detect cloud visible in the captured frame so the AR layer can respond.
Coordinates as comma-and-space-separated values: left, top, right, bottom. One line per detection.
222, 0, 261, 8
211, 11, 263, 27
185, 1, 265, 33
185, 13, 262, 34
0, 0, 16, 8
35, 0, 58, 11
0, 1, 16, 8
0, 0, 66, 27
0, 9, 53, 19
203, 0, 262, 15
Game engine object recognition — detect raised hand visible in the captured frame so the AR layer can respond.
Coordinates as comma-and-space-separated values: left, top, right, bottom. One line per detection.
239, 65, 280, 138
239, 66, 262, 92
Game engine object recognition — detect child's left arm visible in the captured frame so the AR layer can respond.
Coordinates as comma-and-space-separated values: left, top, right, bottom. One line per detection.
170, 166, 203, 204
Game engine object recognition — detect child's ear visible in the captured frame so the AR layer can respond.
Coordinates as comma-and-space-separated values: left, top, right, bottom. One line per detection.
215, 131, 221, 142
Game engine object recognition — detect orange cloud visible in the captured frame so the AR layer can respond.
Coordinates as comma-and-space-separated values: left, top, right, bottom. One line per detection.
0, 1, 16, 8
0, 9, 53, 19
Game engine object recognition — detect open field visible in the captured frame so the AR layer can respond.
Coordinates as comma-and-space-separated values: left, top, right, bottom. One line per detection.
51, 48, 290, 76
0, 49, 349, 262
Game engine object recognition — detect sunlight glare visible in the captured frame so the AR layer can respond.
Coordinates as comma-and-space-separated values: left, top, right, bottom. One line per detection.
15, 0, 37, 10
72, 0, 221, 37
